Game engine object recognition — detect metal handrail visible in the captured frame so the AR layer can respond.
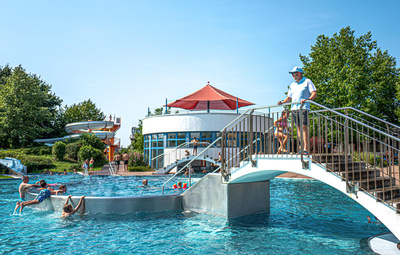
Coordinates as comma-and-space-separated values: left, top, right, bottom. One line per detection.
314, 106, 400, 133
161, 137, 221, 194
309, 101, 400, 143
151, 142, 189, 161
108, 162, 116, 176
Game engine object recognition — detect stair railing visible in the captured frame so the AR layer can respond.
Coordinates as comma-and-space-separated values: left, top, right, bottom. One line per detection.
152, 141, 221, 171
151, 142, 189, 169
161, 137, 221, 194
314, 107, 400, 137
308, 101, 400, 208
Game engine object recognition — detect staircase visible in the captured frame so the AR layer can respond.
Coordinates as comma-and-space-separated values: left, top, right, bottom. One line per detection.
313, 154, 400, 212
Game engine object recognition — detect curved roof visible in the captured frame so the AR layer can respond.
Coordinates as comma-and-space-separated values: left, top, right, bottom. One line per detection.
167, 82, 254, 110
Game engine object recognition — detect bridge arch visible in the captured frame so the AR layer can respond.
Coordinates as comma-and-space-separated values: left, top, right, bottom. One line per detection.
228, 155, 400, 240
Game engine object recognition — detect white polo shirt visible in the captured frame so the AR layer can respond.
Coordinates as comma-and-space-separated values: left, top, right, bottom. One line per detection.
288, 77, 316, 110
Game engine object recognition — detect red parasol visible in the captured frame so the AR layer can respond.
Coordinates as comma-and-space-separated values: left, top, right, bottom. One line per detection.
167, 82, 254, 111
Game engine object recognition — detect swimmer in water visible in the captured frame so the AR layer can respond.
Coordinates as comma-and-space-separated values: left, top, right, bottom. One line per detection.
62, 195, 85, 217
15, 180, 50, 213
18, 176, 40, 200
142, 179, 148, 186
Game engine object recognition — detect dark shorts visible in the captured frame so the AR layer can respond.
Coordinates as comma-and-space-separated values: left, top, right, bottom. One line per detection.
115, 160, 120, 166
193, 145, 198, 149
124, 160, 128, 165
291, 109, 309, 126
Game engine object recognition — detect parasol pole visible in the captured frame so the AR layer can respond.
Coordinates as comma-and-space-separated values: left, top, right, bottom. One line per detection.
165, 98, 168, 114
236, 97, 239, 114
207, 101, 210, 113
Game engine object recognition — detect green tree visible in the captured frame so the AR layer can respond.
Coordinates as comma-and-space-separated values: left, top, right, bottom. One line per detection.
129, 120, 144, 153
79, 132, 105, 151
63, 99, 105, 123
300, 26, 400, 124
0, 65, 63, 148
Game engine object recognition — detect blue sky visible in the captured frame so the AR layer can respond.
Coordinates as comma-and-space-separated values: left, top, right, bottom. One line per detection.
1, 0, 399, 146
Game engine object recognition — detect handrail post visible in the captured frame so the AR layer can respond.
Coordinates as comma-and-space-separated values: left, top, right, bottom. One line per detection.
344, 119, 351, 193
221, 129, 227, 181
300, 105, 308, 169
189, 163, 191, 187
249, 109, 256, 167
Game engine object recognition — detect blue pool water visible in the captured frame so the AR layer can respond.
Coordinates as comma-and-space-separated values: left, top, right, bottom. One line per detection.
0, 175, 387, 254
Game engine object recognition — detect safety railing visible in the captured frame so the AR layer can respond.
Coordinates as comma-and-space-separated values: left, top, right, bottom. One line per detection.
315, 107, 400, 138
152, 141, 220, 171
220, 101, 400, 210
161, 137, 221, 194
108, 162, 116, 176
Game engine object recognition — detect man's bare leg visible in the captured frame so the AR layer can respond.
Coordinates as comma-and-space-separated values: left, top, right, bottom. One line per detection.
14, 202, 21, 212
19, 200, 40, 213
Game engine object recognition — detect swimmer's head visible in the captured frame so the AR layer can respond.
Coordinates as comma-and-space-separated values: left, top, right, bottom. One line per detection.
39, 180, 47, 188
59, 185, 67, 192
142, 179, 148, 186
177, 181, 182, 188
63, 204, 73, 213
22, 176, 29, 183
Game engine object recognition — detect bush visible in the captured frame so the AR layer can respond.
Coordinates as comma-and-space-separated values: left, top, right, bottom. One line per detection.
128, 165, 152, 172
79, 133, 105, 151
52, 141, 66, 161
24, 146, 52, 156
68, 163, 81, 171
0, 151, 54, 172
65, 142, 81, 160
78, 145, 106, 167
128, 151, 148, 167
310, 137, 325, 153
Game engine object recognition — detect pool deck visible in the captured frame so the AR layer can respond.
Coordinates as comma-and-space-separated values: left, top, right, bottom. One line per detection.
89, 163, 312, 178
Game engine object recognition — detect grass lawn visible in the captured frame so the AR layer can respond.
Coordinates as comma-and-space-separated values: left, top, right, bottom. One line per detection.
0, 175, 13, 179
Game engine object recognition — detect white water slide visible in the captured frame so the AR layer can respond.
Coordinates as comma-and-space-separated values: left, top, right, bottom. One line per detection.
35, 121, 116, 144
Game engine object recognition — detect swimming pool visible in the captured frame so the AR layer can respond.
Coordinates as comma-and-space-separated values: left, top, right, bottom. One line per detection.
0, 175, 386, 254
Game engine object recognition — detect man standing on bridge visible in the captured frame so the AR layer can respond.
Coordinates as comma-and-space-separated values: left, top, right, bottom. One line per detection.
278, 66, 317, 154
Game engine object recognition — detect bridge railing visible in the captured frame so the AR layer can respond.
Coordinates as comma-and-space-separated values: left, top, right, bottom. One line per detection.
220, 101, 400, 210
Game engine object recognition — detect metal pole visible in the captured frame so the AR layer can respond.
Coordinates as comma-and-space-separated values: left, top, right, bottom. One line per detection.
236, 97, 239, 114
189, 163, 192, 187
165, 98, 168, 114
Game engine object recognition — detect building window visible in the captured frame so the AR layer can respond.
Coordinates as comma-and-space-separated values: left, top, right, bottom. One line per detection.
167, 132, 187, 148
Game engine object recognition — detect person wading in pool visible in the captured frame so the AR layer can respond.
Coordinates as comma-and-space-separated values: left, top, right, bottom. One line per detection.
278, 66, 317, 155
62, 195, 85, 217
89, 157, 94, 172
123, 152, 129, 172
18, 176, 40, 200
191, 137, 199, 156
15, 180, 50, 213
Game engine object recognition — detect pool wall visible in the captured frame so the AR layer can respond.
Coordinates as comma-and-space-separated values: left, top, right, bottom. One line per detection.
26, 190, 182, 214
25, 174, 270, 218
182, 173, 270, 218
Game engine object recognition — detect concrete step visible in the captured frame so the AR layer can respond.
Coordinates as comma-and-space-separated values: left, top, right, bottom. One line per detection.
355, 177, 395, 190
338, 169, 381, 180
313, 154, 351, 163
326, 161, 366, 171
369, 186, 400, 201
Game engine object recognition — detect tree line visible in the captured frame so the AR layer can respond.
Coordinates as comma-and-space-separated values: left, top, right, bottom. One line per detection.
0, 65, 105, 149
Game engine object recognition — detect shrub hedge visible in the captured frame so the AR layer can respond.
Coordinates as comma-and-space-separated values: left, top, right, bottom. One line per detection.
52, 141, 66, 161
65, 142, 81, 160
78, 145, 107, 167
0, 150, 54, 172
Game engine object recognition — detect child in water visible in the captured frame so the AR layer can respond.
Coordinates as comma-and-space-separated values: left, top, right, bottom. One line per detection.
62, 195, 85, 217
15, 180, 50, 213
